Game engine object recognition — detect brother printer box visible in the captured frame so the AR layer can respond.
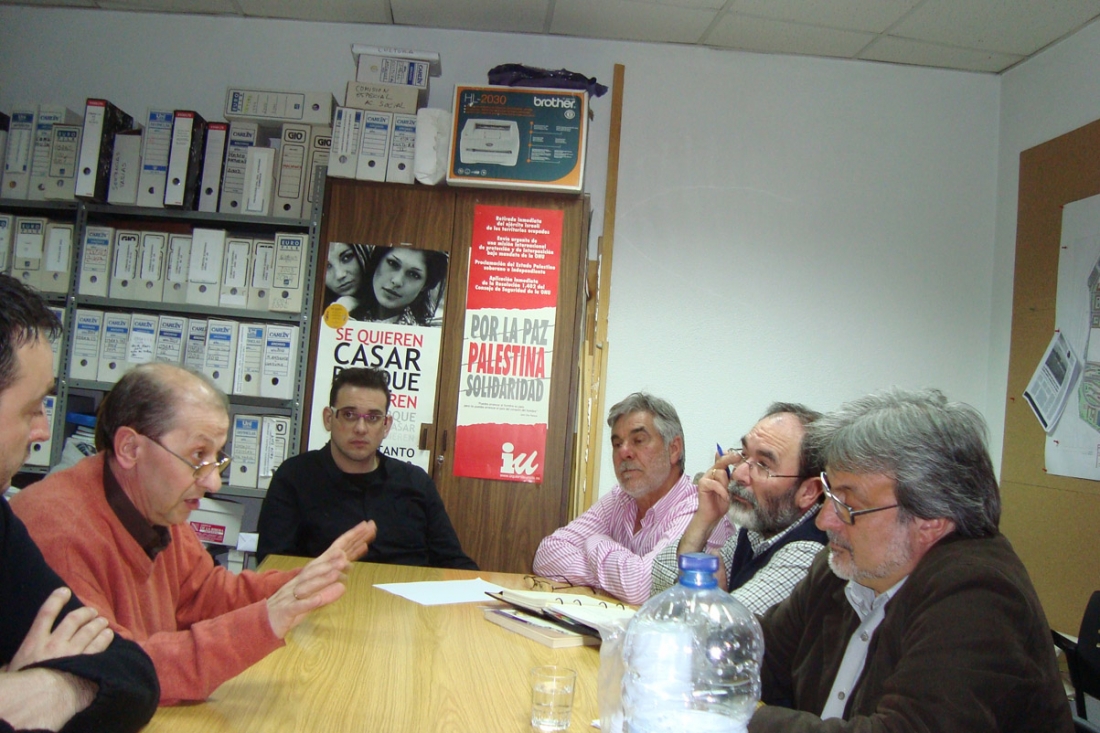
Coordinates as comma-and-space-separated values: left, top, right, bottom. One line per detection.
446, 85, 587, 193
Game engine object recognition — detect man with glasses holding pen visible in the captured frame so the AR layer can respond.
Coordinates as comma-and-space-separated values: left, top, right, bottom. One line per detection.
257, 367, 477, 570
651, 403, 827, 614
12, 362, 374, 705
747, 388, 1072, 733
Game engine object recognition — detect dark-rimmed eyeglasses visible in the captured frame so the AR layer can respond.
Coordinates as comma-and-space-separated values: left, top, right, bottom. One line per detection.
730, 447, 800, 481
145, 435, 231, 481
329, 407, 387, 426
820, 471, 898, 525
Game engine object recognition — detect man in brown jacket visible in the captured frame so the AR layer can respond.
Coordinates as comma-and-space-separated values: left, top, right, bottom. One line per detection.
749, 388, 1072, 733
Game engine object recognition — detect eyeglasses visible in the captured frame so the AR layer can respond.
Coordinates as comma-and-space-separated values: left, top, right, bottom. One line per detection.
329, 407, 388, 426
819, 471, 899, 525
523, 575, 576, 593
729, 447, 801, 481
145, 435, 231, 481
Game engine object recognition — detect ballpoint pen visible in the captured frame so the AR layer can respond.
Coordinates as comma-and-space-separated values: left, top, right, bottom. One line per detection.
715, 443, 733, 479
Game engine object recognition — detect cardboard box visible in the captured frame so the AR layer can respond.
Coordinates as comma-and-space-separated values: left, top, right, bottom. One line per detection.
188, 497, 243, 546
344, 81, 424, 114
447, 85, 587, 192
355, 55, 429, 89
224, 88, 335, 125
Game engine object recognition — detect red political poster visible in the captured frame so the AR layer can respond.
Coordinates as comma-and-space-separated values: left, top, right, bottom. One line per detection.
453, 205, 562, 482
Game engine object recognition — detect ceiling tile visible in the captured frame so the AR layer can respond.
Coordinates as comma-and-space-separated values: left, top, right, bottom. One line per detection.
891, 0, 1100, 55
392, 0, 547, 33
96, 0, 239, 14
728, 0, 920, 34
859, 35, 1022, 73
707, 13, 876, 58
0, 0, 95, 7
238, 0, 390, 23
551, 0, 718, 43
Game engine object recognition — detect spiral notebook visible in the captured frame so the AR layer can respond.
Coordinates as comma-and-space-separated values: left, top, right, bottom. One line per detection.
485, 589, 635, 639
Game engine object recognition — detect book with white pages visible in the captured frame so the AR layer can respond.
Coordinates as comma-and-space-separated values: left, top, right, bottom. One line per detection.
69, 309, 103, 380
0, 214, 12, 273
2, 106, 37, 199
39, 222, 74, 293
154, 315, 186, 365
11, 217, 47, 288
219, 237, 251, 308
182, 318, 207, 372
28, 106, 82, 200
247, 239, 275, 310
232, 323, 264, 396
97, 312, 131, 383
77, 225, 113, 297
136, 231, 167, 301
108, 230, 141, 300
44, 123, 83, 200
202, 319, 238, 393
135, 109, 173, 208
481, 606, 599, 649
162, 234, 191, 304
186, 228, 226, 306
230, 414, 261, 489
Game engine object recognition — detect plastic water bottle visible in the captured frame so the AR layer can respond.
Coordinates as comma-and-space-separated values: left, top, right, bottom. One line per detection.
620, 552, 764, 733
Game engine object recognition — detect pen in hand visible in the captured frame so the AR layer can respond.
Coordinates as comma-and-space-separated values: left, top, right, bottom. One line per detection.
715, 443, 733, 480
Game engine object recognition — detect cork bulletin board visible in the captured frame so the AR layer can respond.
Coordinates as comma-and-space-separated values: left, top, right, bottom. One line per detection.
1002, 116, 1100, 631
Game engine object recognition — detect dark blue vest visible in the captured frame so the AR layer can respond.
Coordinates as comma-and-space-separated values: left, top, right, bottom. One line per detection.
727, 509, 827, 592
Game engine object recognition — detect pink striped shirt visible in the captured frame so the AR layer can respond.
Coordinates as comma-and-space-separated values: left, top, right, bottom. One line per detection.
531, 473, 697, 604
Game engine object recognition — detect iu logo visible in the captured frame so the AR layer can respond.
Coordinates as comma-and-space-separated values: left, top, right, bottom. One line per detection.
500, 442, 539, 476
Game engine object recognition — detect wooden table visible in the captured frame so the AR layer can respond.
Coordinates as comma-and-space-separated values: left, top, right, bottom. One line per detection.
144, 558, 602, 732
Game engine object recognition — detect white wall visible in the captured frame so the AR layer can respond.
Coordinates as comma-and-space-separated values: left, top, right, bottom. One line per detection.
993, 17, 1100, 463
0, 7, 1004, 496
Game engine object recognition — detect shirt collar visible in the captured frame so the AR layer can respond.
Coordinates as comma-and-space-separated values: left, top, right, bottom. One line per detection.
844, 575, 907, 621
103, 458, 171, 560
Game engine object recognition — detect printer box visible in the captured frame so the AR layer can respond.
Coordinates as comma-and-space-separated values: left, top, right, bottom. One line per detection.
447, 85, 587, 193
188, 497, 243, 545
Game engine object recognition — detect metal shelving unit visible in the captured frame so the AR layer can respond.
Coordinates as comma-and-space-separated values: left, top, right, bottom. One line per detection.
2, 185, 323, 498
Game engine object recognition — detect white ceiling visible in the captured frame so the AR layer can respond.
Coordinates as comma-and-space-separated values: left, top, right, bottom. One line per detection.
4, 0, 1100, 73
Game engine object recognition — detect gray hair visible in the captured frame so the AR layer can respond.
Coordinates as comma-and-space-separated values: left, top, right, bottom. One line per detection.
96, 363, 229, 452
808, 387, 999, 538
762, 402, 824, 481
606, 392, 686, 471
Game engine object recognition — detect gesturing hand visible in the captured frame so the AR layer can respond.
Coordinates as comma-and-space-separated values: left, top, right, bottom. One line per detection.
266, 520, 376, 638
8, 587, 113, 672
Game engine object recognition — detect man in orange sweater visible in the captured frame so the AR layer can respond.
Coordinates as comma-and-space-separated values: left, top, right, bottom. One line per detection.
12, 362, 375, 704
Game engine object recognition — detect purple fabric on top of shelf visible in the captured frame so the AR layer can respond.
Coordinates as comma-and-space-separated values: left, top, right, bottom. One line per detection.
487, 64, 609, 97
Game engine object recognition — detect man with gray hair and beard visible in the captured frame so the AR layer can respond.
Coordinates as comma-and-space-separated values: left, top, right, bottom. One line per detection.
651, 403, 826, 614
748, 388, 1072, 733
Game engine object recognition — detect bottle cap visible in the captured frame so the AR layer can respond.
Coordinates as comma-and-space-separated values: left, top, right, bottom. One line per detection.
678, 552, 719, 573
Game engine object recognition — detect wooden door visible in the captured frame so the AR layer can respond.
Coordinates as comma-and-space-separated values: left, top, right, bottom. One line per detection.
309, 180, 588, 574
304, 180, 456, 445
432, 189, 589, 573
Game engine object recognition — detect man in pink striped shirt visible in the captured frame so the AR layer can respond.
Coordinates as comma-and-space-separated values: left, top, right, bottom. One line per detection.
532, 393, 696, 604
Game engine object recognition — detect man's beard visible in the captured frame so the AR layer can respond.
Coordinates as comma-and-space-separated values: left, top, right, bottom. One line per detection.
825, 525, 913, 585
726, 480, 802, 536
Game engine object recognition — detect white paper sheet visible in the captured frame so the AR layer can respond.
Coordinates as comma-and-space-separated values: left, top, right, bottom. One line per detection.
374, 577, 506, 606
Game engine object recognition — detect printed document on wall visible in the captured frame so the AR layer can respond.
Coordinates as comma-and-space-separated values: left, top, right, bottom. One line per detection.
1043, 192, 1100, 479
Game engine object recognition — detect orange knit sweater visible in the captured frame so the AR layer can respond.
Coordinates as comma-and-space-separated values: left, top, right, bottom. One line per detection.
11, 453, 297, 705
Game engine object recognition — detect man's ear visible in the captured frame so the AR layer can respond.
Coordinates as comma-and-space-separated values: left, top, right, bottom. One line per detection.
668, 435, 684, 469
913, 516, 956, 550
113, 426, 142, 470
795, 475, 824, 512
322, 406, 334, 433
